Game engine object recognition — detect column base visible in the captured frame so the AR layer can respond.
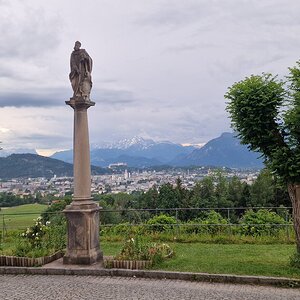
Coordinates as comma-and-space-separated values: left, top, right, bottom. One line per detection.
63, 200, 103, 265
63, 249, 103, 265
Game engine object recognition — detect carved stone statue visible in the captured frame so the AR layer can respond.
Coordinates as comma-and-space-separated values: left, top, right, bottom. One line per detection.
69, 41, 93, 99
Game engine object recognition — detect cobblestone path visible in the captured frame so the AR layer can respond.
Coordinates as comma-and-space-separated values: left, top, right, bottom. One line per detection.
0, 275, 299, 300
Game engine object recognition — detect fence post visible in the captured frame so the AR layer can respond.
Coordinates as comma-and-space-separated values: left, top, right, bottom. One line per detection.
285, 209, 290, 242
175, 208, 179, 236
227, 208, 231, 236
2, 214, 4, 240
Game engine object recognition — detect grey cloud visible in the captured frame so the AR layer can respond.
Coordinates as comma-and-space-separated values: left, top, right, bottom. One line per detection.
7, 133, 72, 150
21, 134, 68, 143
0, 63, 43, 82
136, 0, 216, 29
98, 78, 119, 83
0, 67, 15, 78
166, 43, 200, 53
0, 2, 62, 59
94, 89, 137, 107
0, 90, 68, 108
0, 88, 137, 108
231, 2, 300, 28
166, 41, 216, 53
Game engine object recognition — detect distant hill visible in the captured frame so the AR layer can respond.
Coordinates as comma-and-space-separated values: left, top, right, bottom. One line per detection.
171, 132, 263, 168
0, 153, 110, 179
0, 148, 37, 157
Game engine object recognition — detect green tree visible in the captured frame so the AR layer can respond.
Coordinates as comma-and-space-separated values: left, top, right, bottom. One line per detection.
158, 183, 180, 209
227, 176, 244, 207
140, 185, 159, 209
174, 177, 192, 220
225, 65, 300, 253
214, 172, 231, 207
250, 169, 275, 207
240, 183, 251, 207
191, 176, 216, 208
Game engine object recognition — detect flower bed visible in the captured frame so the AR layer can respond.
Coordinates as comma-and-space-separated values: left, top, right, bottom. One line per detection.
104, 258, 152, 269
0, 251, 64, 267
107, 237, 174, 269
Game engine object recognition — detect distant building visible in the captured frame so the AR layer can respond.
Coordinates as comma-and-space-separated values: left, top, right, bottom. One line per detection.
108, 162, 127, 169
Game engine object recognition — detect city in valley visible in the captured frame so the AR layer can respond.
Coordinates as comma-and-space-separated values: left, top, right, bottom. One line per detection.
0, 167, 259, 199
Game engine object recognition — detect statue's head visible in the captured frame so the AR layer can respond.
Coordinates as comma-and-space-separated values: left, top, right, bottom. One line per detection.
74, 41, 81, 51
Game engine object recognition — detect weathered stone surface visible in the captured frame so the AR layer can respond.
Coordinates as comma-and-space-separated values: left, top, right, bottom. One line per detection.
64, 42, 102, 265
64, 202, 103, 265
69, 41, 93, 100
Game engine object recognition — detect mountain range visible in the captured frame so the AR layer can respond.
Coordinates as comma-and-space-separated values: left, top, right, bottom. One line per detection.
0, 133, 263, 179
51, 133, 263, 168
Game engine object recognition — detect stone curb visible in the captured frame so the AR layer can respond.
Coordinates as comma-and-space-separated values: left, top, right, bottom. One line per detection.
0, 266, 299, 288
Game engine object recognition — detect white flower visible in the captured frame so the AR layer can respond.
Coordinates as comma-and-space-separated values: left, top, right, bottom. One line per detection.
46, 221, 51, 226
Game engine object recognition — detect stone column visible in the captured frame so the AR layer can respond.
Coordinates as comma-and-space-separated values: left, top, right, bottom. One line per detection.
63, 97, 103, 265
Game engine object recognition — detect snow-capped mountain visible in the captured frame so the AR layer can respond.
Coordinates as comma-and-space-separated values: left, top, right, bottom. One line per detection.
51, 133, 263, 168
52, 136, 195, 167
92, 136, 170, 150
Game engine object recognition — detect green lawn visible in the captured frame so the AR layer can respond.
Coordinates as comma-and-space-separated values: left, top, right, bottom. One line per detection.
0, 204, 47, 230
101, 241, 300, 279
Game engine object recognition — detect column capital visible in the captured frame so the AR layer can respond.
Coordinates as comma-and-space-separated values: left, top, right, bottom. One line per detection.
66, 97, 95, 109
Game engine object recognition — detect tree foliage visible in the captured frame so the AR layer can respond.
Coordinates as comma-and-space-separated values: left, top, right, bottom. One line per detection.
225, 69, 300, 184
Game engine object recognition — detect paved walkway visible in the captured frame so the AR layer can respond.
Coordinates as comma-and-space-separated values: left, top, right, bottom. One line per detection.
0, 275, 299, 300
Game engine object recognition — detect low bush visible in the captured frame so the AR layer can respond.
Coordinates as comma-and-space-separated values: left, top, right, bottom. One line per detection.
290, 252, 300, 269
146, 214, 177, 233
101, 223, 144, 237
239, 209, 286, 236
42, 223, 66, 252
10, 216, 66, 258
115, 236, 174, 265
21, 217, 50, 248
183, 211, 228, 235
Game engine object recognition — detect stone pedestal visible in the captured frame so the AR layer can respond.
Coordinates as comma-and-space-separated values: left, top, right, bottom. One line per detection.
63, 200, 103, 265
63, 97, 103, 265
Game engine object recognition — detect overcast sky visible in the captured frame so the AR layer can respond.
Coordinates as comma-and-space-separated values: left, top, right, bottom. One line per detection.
1, 0, 300, 155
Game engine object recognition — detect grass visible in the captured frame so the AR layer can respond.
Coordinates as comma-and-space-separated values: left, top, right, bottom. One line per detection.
101, 241, 300, 279
101, 241, 122, 256
0, 203, 47, 230
1, 214, 299, 279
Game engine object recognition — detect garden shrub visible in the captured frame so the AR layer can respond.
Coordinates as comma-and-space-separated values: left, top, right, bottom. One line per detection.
115, 236, 174, 265
21, 217, 50, 248
184, 211, 228, 235
239, 209, 286, 236
42, 223, 66, 252
146, 214, 177, 233
290, 252, 300, 269
41, 198, 71, 223
100, 222, 145, 238
113, 222, 131, 235
13, 216, 66, 257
